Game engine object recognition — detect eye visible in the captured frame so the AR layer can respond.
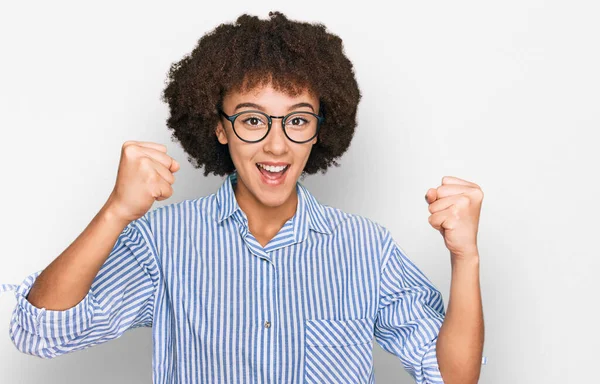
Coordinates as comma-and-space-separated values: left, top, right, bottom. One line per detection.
243, 117, 261, 126
288, 117, 308, 126
239, 113, 267, 128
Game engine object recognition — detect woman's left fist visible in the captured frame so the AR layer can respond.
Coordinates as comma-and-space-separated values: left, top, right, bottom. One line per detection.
425, 176, 483, 261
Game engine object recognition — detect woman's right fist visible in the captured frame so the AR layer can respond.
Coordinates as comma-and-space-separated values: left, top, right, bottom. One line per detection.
106, 141, 180, 223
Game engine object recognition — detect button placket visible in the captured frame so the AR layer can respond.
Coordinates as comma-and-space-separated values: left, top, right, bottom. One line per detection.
265, 257, 280, 384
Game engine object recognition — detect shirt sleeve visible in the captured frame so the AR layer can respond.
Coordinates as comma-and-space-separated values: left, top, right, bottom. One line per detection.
374, 227, 446, 384
3, 215, 161, 359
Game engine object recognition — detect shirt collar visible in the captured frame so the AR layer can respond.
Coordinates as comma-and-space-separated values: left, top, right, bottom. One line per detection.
215, 170, 332, 235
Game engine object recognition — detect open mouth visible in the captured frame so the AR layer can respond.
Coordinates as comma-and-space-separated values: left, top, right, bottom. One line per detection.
256, 163, 290, 180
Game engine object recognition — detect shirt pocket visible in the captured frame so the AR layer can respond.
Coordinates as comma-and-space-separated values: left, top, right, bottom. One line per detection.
304, 317, 374, 383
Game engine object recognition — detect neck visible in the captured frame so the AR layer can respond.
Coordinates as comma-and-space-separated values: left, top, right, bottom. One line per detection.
233, 177, 298, 234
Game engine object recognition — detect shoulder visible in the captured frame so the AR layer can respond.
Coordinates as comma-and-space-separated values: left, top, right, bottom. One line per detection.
320, 204, 390, 252
323, 205, 385, 235
131, 193, 217, 235
144, 193, 217, 221
319, 204, 396, 272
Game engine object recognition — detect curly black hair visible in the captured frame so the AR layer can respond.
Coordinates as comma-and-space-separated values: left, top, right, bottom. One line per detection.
161, 11, 361, 177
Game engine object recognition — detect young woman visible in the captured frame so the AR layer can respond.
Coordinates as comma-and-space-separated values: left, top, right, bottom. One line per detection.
1, 11, 485, 384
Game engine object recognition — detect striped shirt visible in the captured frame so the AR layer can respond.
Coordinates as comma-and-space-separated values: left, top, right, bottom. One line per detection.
1, 170, 482, 383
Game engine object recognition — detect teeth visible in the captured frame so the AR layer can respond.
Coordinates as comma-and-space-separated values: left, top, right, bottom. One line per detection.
258, 163, 288, 172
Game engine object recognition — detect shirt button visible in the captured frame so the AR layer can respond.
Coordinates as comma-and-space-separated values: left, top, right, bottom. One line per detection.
264, 321, 271, 328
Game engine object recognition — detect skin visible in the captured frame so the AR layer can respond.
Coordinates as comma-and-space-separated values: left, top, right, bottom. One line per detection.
215, 82, 319, 247
216, 83, 485, 382
426, 176, 485, 383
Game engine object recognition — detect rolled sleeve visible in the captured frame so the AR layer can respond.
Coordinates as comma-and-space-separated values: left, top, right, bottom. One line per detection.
374, 227, 446, 384
13, 270, 96, 340
4, 216, 160, 359
421, 341, 444, 382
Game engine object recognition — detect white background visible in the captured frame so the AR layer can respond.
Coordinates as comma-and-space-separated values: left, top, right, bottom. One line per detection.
1, 1, 598, 383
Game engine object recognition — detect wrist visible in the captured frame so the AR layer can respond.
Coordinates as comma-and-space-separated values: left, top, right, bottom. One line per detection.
101, 197, 133, 228
451, 253, 480, 269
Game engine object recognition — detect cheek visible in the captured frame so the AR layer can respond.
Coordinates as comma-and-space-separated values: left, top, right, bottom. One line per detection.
228, 144, 257, 165
299, 148, 313, 163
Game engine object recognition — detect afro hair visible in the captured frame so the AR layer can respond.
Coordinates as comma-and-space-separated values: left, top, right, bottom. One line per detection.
161, 11, 362, 177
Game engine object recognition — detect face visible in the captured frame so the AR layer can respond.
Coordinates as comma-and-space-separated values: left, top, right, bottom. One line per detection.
215, 82, 319, 209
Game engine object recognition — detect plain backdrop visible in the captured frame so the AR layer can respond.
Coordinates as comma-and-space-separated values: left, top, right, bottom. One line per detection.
1, 1, 598, 383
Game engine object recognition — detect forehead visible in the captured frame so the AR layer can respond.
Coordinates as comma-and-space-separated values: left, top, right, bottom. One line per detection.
224, 82, 318, 103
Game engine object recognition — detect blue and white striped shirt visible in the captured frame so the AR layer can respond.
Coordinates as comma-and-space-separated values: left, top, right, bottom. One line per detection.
2, 171, 467, 383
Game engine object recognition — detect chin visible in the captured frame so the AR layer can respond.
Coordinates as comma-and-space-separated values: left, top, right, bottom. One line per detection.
258, 197, 288, 208
256, 182, 295, 206
254, 171, 297, 204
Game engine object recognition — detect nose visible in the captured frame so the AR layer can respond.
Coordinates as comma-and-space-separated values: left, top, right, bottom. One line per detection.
263, 117, 289, 153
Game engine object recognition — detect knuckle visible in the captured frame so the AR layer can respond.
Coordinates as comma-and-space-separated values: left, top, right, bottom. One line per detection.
152, 185, 161, 197
159, 183, 172, 199
123, 143, 138, 157
139, 156, 153, 168
149, 172, 160, 183
451, 206, 460, 217
475, 188, 484, 199
122, 140, 140, 151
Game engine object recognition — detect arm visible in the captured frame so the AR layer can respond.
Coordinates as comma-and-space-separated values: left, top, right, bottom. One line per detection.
7, 200, 161, 359
436, 254, 484, 383
4, 140, 176, 358
26, 200, 131, 310
424, 176, 486, 383
374, 228, 446, 384
374, 227, 486, 383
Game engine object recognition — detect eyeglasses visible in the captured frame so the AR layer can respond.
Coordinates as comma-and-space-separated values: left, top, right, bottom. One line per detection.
218, 109, 325, 144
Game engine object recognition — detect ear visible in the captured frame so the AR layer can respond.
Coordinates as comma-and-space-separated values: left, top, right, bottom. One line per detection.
215, 121, 228, 145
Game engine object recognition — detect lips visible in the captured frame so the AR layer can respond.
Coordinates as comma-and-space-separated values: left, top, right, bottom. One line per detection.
255, 163, 290, 184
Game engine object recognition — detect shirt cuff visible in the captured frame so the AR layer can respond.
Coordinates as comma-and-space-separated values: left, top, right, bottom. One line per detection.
13, 270, 96, 339
421, 340, 445, 383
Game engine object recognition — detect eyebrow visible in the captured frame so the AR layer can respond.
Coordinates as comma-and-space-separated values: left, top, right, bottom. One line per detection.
233, 102, 315, 113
